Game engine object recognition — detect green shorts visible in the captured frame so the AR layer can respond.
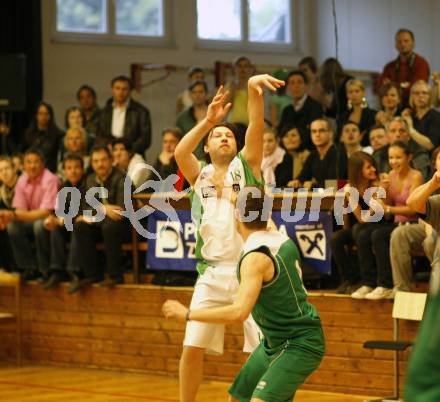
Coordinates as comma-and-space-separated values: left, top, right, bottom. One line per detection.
229, 339, 324, 402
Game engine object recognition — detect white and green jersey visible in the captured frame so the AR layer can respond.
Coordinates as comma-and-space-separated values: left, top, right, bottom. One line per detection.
238, 230, 323, 353
190, 152, 263, 275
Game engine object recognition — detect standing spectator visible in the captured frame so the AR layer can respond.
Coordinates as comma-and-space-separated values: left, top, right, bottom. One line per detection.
375, 83, 403, 126
42, 153, 85, 290
261, 127, 293, 188
176, 66, 205, 115
291, 118, 338, 189
21, 102, 64, 173
0, 157, 19, 272
77, 84, 101, 135
96, 75, 152, 154
1, 149, 59, 280
278, 70, 324, 148
320, 58, 353, 121
226, 56, 254, 126
331, 152, 379, 294
351, 141, 424, 300
72, 146, 131, 291
378, 29, 430, 105
337, 79, 377, 146
112, 138, 148, 189
176, 80, 209, 159
279, 125, 310, 182
402, 80, 440, 151
298, 56, 326, 106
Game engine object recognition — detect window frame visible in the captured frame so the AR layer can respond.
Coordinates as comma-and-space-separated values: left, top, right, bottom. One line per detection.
51, 0, 174, 47
194, 0, 299, 54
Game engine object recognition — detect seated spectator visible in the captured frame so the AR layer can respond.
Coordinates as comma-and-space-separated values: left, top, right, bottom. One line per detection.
278, 70, 324, 148
268, 69, 291, 128
72, 146, 131, 291
1, 149, 59, 280
375, 83, 403, 126
330, 151, 379, 294
64, 105, 94, 150
111, 138, 148, 189
390, 147, 440, 292
337, 79, 377, 146
298, 56, 326, 106
96, 75, 152, 154
11, 153, 24, 175
320, 58, 353, 121
261, 127, 293, 188
369, 124, 389, 153
226, 56, 254, 126
21, 102, 64, 173
57, 127, 90, 179
176, 80, 209, 159
373, 117, 431, 180
279, 125, 310, 184
402, 80, 440, 151
42, 153, 85, 290
0, 157, 19, 272
290, 118, 338, 189
378, 29, 430, 106
176, 66, 205, 115
77, 84, 100, 135
351, 141, 424, 300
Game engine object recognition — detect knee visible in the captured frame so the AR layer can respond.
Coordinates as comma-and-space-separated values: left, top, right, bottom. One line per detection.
390, 226, 405, 248
180, 346, 205, 363
33, 219, 46, 236
73, 220, 88, 235
7, 221, 22, 238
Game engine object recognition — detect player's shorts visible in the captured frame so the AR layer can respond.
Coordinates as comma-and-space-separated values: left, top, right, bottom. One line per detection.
229, 335, 324, 402
183, 263, 260, 355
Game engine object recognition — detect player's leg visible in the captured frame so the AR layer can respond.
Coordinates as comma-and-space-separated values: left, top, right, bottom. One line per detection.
180, 346, 205, 402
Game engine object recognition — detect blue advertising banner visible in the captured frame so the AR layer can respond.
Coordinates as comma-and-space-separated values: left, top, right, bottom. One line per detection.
147, 210, 333, 274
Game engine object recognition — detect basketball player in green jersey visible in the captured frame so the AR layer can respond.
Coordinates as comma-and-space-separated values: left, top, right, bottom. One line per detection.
163, 187, 325, 402
405, 168, 440, 402
174, 74, 284, 402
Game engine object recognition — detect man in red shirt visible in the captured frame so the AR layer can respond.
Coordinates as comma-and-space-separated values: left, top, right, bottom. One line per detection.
378, 28, 430, 105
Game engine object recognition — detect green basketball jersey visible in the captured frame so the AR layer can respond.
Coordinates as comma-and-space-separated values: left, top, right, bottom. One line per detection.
190, 152, 263, 275
237, 231, 324, 354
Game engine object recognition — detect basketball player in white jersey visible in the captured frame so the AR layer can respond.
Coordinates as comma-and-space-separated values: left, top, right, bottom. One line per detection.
174, 74, 284, 402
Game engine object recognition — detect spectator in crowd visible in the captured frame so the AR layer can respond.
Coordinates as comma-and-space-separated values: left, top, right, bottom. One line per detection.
278, 70, 324, 148
77, 84, 101, 135
0, 121, 14, 155
320, 58, 353, 121
176, 66, 205, 115
226, 56, 254, 126
390, 147, 440, 292
402, 80, 440, 151
64, 105, 94, 151
337, 79, 377, 146
176, 80, 209, 159
298, 56, 326, 106
369, 124, 389, 153
290, 118, 338, 189
331, 151, 379, 294
96, 75, 152, 154
58, 127, 90, 176
261, 127, 293, 188
432, 71, 440, 108
268, 69, 291, 128
0, 157, 19, 272
375, 83, 403, 126
21, 102, 64, 173
378, 29, 430, 105
1, 149, 59, 280
373, 117, 431, 180
42, 153, 85, 290
112, 138, 148, 189
72, 145, 131, 291
351, 141, 423, 300
11, 153, 23, 175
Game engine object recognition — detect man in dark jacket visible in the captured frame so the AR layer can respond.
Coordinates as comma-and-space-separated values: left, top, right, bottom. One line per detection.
96, 75, 152, 154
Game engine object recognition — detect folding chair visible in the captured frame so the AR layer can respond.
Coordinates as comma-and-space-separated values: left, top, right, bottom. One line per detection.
362, 291, 427, 402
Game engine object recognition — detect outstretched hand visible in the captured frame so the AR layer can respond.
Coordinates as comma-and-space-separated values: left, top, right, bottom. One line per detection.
248, 74, 285, 96
206, 85, 232, 125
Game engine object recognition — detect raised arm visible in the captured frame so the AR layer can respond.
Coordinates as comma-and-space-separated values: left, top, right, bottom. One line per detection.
174, 86, 232, 186
407, 171, 440, 214
241, 75, 284, 179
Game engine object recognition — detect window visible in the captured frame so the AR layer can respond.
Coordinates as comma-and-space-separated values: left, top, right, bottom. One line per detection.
55, 0, 169, 44
196, 0, 292, 49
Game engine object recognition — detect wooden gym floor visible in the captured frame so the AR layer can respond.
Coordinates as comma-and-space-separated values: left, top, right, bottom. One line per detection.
0, 364, 373, 402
